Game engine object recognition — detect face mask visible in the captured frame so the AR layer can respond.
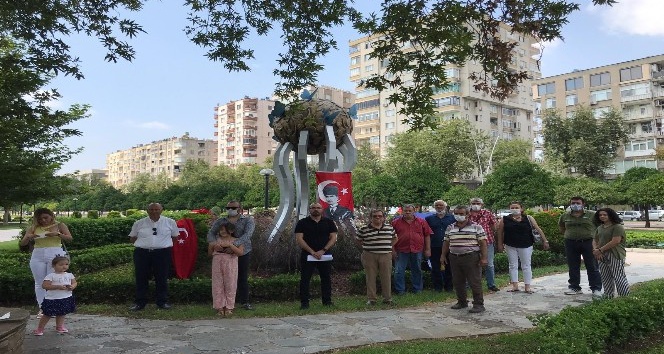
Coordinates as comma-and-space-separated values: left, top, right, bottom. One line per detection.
470, 205, 481, 211
227, 209, 239, 217
510, 208, 521, 215
454, 215, 466, 222
570, 204, 583, 211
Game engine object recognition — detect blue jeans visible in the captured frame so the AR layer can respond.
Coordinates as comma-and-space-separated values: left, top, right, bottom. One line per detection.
394, 252, 423, 294
565, 238, 602, 291
485, 243, 496, 288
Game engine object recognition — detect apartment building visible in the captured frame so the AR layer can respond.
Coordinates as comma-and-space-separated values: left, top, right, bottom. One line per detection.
533, 54, 664, 177
73, 169, 108, 184
106, 133, 216, 188
215, 97, 275, 167
349, 26, 541, 160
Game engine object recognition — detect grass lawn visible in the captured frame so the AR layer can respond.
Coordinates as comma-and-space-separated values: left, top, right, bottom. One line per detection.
0, 223, 23, 230
0, 239, 19, 252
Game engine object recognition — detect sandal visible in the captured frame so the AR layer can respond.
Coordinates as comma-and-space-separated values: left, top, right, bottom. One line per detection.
507, 288, 520, 292
525, 289, 535, 294
226, 309, 233, 316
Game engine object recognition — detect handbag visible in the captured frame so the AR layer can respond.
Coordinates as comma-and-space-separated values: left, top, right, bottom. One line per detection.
526, 215, 542, 244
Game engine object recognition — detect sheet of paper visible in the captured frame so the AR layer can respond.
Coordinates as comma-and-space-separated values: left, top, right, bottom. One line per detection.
306, 254, 333, 262
0, 312, 10, 320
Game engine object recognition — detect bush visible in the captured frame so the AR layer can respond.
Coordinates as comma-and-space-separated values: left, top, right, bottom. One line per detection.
72, 211, 82, 218
529, 210, 564, 254
124, 209, 141, 217
107, 211, 122, 218
87, 210, 99, 219
68, 244, 134, 274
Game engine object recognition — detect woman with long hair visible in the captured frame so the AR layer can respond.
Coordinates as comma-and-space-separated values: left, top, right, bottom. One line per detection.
592, 208, 629, 298
496, 201, 549, 293
19, 208, 73, 318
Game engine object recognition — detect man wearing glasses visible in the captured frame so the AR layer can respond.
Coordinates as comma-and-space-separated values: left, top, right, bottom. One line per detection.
129, 203, 179, 311
355, 209, 397, 305
207, 200, 256, 310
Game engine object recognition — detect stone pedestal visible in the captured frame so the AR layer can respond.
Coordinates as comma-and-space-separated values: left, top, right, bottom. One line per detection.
0, 307, 30, 354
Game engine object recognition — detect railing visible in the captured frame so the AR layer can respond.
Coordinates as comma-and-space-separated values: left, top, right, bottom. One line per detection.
620, 93, 652, 103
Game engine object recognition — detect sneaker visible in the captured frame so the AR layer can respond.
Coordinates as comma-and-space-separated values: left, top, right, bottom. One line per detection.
366, 300, 376, 305
469, 305, 486, 313
450, 302, 468, 310
242, 303, 254, 310
33, 328, 44, 336
56, 326, 69, 334
592, 290, 603, 298
564, 289, 583, 295
488, 286, 500, 292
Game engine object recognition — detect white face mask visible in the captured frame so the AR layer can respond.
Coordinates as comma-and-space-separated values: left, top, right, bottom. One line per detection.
470, 205, 481, 211
510, 208, 521, 215
454, 215, 466, 222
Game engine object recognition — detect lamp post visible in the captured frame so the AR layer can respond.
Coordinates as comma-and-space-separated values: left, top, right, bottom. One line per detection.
259, 168, 275, 209
73, 198, 78, 214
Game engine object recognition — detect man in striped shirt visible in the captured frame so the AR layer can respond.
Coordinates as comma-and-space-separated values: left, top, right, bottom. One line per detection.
442, 205, 488, 313
356, 209, 398, 305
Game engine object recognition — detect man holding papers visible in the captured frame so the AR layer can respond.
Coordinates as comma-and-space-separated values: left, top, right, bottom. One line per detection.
295, 203, 338, 310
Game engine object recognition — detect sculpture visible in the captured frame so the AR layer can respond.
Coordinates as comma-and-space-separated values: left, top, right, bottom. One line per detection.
267, 89, 357, 241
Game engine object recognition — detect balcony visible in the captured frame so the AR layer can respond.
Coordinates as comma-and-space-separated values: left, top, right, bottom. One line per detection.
214, 123, 218, 128
213, 132, 218, 136
620, 93, 652, 103
226, 155, 235, 159
244, 115, 258, 122
243, 152, 258, 157
624, 110, 653, 121
652, 87, 664, 98
652, 70, 664, 80
226, 145, 234, 150
243, 124, 258, 130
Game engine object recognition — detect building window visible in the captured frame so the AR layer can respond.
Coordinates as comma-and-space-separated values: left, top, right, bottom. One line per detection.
369, 136, 380, 145
350, 56, 360, 65
365, 64, 374, 72
566, 94, 578, 106
364, 54, 372, 61
565, 77, 584, 91
620, 82, 650, 98
385, 122, 395, 129
350, 68, 360, 76
590, 88, 612, 102
433, 96, 461, 107
545, 97, 556, 108
385, 109, 396, 117
620, 66, 643, 82
641, 122, 653, 133
590, 72, 611, 87
537, 82, 555, 96
592, 106, 611, 118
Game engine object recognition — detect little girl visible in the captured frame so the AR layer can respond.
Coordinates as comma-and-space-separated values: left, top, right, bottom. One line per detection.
33, 256, 77, 335
208, 223, 244, 316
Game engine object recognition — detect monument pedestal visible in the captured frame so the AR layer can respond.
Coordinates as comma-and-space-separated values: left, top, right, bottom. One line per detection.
0, 307, 30, 354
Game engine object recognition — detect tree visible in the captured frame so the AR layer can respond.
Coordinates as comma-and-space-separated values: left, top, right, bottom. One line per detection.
490, 139, 534, 170
352, 143, 384, 187
542, 106, 628, 178
384, 119, 477, 180
478, 159, 555, 209
553, 178, 615, 207
0, 38, 87, 222
619, 167, 662, 227
442, 185, 476, 208
627, 173, 664, 224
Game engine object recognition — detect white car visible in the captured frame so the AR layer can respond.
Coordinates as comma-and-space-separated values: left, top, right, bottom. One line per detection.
619, 211, 641, 221
640, 210, 664, 221
496, 210, 512, 218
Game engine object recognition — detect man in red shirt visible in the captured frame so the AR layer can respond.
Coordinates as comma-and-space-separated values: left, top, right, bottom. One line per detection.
391, 204, 433, 295
468, 197, 500, 292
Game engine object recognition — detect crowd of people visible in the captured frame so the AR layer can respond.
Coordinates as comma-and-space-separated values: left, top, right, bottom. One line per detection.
21, 194, 630, 335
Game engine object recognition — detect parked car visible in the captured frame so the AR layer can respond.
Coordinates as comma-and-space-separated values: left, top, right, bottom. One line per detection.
496, 210, 512, 218
619, 211, 642, 221
640, 210, 664, 221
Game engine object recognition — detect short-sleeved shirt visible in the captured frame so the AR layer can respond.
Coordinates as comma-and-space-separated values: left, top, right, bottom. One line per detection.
356, 224, 396, 254
558, 210, 598, 240
444, 222, 486, 255
129, 216, 179, 249
594, 224, 627, 260
425, 213, 456, 248
392, 217, 433, 253
44, 272, 75, 300
207, 215, 255, 255
468, 209, 496, 244
294, 216, 338, 256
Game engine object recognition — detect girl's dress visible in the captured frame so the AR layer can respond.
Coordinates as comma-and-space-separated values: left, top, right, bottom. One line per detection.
41, 272, 76, 316
211, 245, 239, 311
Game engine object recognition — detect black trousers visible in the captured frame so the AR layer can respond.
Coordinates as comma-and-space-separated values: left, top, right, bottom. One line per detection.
430, 246, 454, 291
134, 247, 172, 306
299, 254, 332, 305
235, 252, 251, 304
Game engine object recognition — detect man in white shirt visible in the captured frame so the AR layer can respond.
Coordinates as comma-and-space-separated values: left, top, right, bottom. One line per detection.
129, 203, 179, 311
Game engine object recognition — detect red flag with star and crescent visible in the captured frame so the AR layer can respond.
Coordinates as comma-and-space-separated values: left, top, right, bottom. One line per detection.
315, 171, 354, 221
172, 218, 198, 279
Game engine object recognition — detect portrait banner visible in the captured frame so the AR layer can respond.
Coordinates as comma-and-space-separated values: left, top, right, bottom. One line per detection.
315, 171, 354, 221
172, 218, 198, 279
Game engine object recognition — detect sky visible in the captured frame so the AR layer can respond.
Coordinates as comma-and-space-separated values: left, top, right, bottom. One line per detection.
49, 0, 664, 174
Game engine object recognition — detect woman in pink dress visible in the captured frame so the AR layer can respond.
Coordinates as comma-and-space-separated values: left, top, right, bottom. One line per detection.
208, 223, 244, 316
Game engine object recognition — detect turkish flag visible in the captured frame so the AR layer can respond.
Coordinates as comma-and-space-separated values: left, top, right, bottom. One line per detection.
172, 218, 198, 279
315, 171, 354, 221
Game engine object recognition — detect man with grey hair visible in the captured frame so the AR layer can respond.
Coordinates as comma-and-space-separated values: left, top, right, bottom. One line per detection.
468, 197, 499, 292
442, 205, 488, 313
425, 200, 456, 292
391, 204, 432, 295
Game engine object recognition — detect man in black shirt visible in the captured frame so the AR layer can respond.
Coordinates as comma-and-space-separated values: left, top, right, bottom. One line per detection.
295, 203, 338, 309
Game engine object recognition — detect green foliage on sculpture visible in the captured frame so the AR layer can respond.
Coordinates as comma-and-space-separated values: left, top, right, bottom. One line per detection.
269, 90, 356, 155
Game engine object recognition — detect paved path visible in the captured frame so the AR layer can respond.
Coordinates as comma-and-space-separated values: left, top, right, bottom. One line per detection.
0, 228, 21, 242
19, 249, 664, 354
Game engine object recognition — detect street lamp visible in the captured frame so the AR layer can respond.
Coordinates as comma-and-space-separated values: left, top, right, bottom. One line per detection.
72, 198, 78, 213
259, 168, 275, 209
